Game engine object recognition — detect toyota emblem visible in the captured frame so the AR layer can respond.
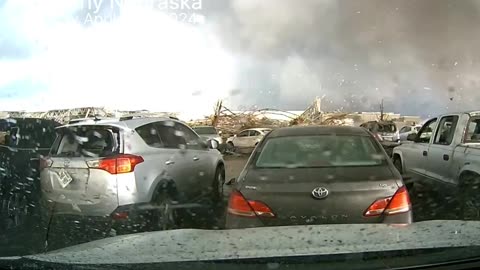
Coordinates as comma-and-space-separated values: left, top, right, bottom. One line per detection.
311, 187, 329, 199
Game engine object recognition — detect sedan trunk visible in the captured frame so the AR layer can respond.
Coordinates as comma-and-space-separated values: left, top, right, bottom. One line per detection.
239, 166, 399, 226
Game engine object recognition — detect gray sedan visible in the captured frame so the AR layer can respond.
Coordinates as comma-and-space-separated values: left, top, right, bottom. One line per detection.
226, 126, 412, 229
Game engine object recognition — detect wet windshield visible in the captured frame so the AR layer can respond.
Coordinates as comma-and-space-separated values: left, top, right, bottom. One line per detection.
3, 0, 480, 269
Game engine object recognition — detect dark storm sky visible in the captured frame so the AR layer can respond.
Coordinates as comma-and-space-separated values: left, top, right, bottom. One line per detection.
1, 0, 480, 117
203, 0, 480, 115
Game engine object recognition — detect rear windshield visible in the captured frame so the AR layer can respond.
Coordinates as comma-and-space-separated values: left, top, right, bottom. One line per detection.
255, 135, 385, 168
377, 123, 397, 132
193, 126, 217, 135
51, 125, 120, 158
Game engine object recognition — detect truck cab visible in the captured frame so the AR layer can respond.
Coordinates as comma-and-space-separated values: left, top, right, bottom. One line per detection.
393, 112, 480, 186
392, 112, 480, 220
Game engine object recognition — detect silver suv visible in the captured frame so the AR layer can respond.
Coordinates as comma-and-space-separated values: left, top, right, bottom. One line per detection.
39, 117, 225, 231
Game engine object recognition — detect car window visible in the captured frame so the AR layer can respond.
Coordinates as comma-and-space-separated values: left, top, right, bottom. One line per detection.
175, 122, 203, 150
417, 119, 438, 143
249, 130, 261, 136
237, 130, 249, 137
51, 126, 119, 157
400, 126, 411, 133
377, 123, 397, 133
434, 116, 458, 145
136, 123, 164, 148
155, 122, 185, 149
365, 122, 375, 131
465, 117, 480, 143
256, 135, 385, 168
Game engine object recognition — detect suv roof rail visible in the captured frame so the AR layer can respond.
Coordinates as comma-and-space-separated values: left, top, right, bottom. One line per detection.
118, 114, 179, 121
68, 116, 115, 124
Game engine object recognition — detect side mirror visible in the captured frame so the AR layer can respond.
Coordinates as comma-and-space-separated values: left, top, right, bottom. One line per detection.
207, 139, 219, 149
225, 178, 236, 185
406, 133, 417, 142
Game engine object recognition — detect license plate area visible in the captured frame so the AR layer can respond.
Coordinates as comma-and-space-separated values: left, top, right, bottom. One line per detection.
57, 169, 73, 188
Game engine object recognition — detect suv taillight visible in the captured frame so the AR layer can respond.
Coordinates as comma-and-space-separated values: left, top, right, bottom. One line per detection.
87, 154, 144, 174
227, 190, 275, 218
364, 186, 411, 217
39, 157, 53, 170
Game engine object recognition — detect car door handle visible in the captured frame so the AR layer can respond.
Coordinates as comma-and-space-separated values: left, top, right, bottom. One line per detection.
165, 160, 175, 165
443, 154, 449, 161
422, 151, 428, 156
193, 156, 200, 161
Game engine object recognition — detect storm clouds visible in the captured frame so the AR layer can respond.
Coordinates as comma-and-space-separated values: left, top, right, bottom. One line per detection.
2, 0, 480, 116
203, 0, 480, 115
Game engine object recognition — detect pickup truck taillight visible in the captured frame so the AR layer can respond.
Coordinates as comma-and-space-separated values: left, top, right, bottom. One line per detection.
87, 154, 144, 174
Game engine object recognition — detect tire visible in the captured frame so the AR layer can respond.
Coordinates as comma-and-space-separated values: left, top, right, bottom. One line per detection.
150, 189, 178, 231
211, 165, 225, 205
459, 173, 480, 220
218, 142, 227, 154
227, 142, 235, 152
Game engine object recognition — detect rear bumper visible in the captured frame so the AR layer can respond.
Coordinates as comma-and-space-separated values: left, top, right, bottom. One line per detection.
40, 194, 119, 217
225, 211, 413, 229
41, 202, 156, 239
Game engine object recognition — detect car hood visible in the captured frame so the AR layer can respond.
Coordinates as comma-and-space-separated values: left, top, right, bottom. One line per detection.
13, 220, 480, 264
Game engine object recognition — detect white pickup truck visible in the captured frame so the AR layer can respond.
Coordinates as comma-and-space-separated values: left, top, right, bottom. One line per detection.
392, 111, 480, 219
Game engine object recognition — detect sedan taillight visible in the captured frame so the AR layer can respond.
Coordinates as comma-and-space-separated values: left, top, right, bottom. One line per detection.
227, 190, 275, 218
364, 186, 411, 217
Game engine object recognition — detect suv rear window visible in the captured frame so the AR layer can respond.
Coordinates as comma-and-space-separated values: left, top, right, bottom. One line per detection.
51, 125, 120, 157
377, 123, 397, 133
255, 135, 385, 168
